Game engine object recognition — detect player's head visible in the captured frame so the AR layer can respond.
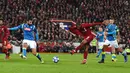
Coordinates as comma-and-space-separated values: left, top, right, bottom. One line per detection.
103, 20, 109, 25
109, 19, 114, 24
0, 19, 3, 25
98, 26, 103, 32
27, 18, 33, 25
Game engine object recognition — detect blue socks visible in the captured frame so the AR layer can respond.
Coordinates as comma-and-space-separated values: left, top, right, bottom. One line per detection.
22, 48, 27, 57
101, 52, 105, 61
96, 49, 102, 57
122, 51, 128, 62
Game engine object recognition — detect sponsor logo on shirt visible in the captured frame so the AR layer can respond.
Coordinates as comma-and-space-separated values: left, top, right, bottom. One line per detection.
24, 28, 31, 31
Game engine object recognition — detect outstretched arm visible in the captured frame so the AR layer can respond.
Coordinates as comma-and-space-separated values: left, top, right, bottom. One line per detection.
107, 31, 116, 35
50, 19, 76, 25
51, 19, 79, 36
9, 24, 23, 30
80, 22, 103, 28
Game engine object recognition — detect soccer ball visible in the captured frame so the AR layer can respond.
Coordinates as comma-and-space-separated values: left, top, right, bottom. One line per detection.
53, 56, 59, 63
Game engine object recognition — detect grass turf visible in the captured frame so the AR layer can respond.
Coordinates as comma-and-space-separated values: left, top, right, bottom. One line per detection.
0, 53, 130, 73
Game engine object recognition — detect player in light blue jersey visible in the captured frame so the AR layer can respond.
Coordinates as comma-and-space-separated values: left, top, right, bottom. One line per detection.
98, 19, 127, 63
96, 26, 104, 58
9, 19, 44, 63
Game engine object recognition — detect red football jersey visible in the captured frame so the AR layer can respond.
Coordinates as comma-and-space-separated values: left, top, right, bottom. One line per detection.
69, 22, 102, 39
0, 25, 10, 45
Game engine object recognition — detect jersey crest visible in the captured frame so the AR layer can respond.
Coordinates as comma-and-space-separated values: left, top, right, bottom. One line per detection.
24, 28, 31, 31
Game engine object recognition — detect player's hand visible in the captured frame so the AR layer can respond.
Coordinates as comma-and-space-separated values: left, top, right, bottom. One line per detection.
102, 20, 106, 24
117, 35, 120, 42
104, 32, 108, 36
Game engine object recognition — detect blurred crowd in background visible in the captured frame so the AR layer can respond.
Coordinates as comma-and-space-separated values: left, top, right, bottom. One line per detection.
0, 0, 130, 52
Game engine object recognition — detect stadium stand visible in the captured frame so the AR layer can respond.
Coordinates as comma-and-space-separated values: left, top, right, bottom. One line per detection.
0, 0, 130, 52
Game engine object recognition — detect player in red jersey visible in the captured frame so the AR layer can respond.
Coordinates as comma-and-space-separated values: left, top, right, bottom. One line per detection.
50, 19, 103, 64
0, 19, 10, 59
69, 22, 103, 64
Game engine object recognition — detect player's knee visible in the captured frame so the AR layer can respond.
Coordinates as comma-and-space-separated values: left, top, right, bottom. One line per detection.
82, 40, 87, 44
85, 48, 88, 52
23, 43, 28, 48
32, 49, 37, 55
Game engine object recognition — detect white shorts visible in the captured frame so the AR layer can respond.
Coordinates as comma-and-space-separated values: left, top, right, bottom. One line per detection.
104, 40, 119, 48
98, 42, 104, 49
22, 40, 37, 49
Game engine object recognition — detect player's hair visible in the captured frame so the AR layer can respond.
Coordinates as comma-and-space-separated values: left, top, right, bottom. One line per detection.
27, 18, 33, 21
110, 17, 115, 20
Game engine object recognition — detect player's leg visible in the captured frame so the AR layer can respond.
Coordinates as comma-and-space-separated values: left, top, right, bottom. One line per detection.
98, 40, 110, 63
96, 42, 103, 58
0, 43, 8, 59
111, 45, 117, 62
114, 40, 127, 62
30, 41, 44, 63
70, 39, 87, 55
4, 43, 12, 59
82, 45, 89, 64
1, 43, 10, 59
20, 40, 28, 59
2, 46, 9, 59
98, 45, 108, 63
117, 48, 127, 62
81, 35, 95, 64
2, 41, 10, 59
96, 49, 102, 58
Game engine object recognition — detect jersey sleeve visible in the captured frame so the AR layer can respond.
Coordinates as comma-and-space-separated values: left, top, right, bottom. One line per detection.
107, 31, 116, 35
69, 26, 83, 36
34, 26, 39, 41
96, 32, 99, 39
9, 24, 23, 30
81, 22, 102, 28
115, 26, 119, 32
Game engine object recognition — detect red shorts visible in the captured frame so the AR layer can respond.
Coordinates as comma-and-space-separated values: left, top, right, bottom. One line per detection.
84, 34, 95, 44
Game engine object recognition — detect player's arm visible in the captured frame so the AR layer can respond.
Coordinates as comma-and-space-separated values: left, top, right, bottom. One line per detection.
9, 24, 23, 30
50, 19, 76, 25
115, 26, 120, 42
95, 32, 103, 40
95, 32, 99, 39
80, 22, 103, 28
50, 19, 74, 23
50, 19, 78, 36
107, 31, 116, 35
34, 26, 39, 42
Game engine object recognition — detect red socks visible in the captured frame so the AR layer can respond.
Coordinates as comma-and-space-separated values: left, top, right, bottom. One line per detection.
83, 51, 88, 59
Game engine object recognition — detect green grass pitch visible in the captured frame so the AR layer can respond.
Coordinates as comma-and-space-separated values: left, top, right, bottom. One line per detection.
0, 53, 130, 73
